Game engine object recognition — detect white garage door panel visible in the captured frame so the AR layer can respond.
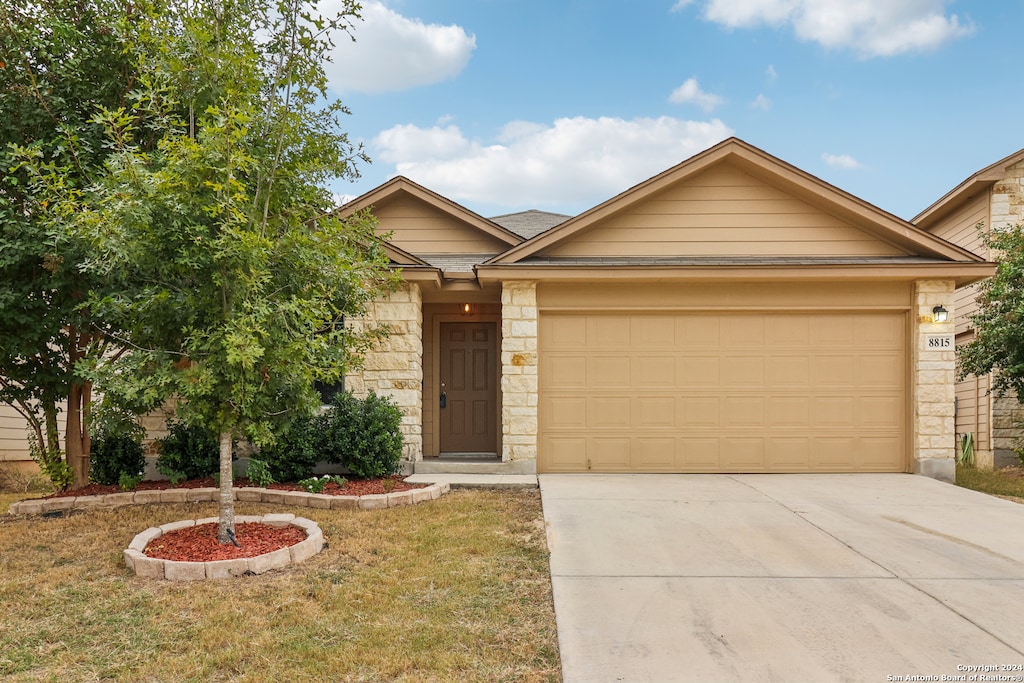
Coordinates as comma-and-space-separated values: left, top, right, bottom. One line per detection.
539, 311, 907, 473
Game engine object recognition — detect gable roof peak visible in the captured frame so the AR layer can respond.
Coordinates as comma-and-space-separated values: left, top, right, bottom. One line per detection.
914, 146, 1024, 228
487, 137, 984, 265
337, 175, 523, 248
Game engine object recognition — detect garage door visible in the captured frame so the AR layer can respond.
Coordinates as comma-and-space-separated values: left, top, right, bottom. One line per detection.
538, 311, 907, 473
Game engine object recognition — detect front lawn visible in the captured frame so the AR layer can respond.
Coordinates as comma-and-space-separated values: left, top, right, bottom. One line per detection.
0, 490, 560, 682
956, 464, 1024, 503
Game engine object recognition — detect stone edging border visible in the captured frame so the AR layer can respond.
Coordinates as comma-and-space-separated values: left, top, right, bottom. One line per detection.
124, 513, 324, 581
6, 482, 451, 516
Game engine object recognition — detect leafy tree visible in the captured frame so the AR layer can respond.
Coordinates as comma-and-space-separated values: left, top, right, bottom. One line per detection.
0, 0, 137, 488
19, 0, 396, 542
959, 223, 1024, 397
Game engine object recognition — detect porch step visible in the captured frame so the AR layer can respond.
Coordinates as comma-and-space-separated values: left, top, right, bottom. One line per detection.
411, 457, 538, 488
405, 473, 538, 489
414, 457, 536, 476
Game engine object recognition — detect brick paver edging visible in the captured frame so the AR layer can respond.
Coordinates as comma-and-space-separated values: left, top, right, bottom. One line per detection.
124, 513, 324, 581
6, 482, 450, 516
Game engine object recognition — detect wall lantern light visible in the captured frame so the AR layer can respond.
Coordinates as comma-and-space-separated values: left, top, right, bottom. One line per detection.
461, 303, 473, 317
932, 305, 949, 324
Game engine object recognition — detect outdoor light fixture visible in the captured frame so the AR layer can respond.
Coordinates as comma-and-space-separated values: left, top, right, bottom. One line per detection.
461, 303, 473, 317
932, 305, 949, 323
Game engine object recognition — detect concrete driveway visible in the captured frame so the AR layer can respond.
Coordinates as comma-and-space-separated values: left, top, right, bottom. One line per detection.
540, 474, 1024, 682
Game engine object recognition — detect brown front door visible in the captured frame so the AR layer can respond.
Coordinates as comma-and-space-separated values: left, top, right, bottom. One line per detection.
439, 322, 498, 454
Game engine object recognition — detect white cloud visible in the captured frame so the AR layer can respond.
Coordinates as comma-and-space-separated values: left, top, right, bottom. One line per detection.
325, 1, 476, 93
670, 0, 696, 11
751, 94, 772, 110
694, 0, 973, 57
822, 152, 864, 169
668, 78, 725, 112
765, 64, 778, 81
374, 124, 472, 163
372, 116, 734, 209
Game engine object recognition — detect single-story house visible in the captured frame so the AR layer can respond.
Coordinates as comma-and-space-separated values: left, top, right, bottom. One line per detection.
338, 137, 993, 482
914, 147, 1024, 468
0, 138, 996, 481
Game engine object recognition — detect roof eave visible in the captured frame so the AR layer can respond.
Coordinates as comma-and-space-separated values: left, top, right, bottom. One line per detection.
476, 262, 995, 288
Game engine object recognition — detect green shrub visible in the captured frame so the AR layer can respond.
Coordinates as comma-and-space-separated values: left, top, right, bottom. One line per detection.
156, 421, 221, 481
244, 458, 275, 487
90, 432, 146, 486
323, 391, 404, 479
29, 436, 73, 491
260, 415, 322, 482
118, 471, 143, 491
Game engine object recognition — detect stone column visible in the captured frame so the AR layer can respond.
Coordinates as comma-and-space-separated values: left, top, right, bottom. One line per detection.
347, 283, 423, 463
500, 281, 538, 464
912, 280, 956, 481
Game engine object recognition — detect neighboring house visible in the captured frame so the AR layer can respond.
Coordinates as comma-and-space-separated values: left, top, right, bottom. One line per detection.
0, 405, 38, 471
338, 137, 991, 482
0, 138, 994, 481
914, 148, 1024, 468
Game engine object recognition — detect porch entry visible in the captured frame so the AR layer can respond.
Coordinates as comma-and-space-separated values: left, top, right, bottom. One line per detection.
439, 322, 498, 455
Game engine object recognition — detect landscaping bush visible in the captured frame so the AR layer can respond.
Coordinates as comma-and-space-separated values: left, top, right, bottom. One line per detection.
323, 391, 404, 479
90, 432, 146, 486
259, 414, 322, 482
155, 421, 221, 482
243, 458, 275, 487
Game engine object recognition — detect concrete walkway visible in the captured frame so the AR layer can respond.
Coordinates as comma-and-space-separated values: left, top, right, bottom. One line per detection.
540, 474, 1024, 683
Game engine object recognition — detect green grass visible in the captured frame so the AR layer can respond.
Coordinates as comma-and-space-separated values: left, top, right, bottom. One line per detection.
956, 464, 1024, 503
0, 490, 561, 682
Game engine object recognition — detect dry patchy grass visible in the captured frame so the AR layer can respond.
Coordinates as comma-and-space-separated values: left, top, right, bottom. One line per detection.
0, 490, 561, 682
956, 464, 1024, 504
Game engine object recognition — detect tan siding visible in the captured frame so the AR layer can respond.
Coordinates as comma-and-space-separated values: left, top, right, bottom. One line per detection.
543, 164, 909, 258
928, 192, 989, 258
955, 333, 990, 455
0, 403, 67, 462
0, 405, 31, 461
374, 196, 509, 255
953, 282, 983, 336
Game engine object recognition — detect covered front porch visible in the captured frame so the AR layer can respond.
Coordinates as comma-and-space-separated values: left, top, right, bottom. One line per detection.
347, 278, 539, 477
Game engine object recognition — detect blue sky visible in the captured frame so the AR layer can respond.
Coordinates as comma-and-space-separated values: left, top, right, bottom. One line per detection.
324, 0, 1023, 222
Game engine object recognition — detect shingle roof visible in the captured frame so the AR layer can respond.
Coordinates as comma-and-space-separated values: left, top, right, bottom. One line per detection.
489, 210, 572, 239
419, 254, 497, 272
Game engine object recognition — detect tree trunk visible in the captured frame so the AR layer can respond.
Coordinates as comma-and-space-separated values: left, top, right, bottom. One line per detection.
65, 328, 93, 489
217, 430, 236, 545
43, 401, 60, 455
65, 381, 90, 488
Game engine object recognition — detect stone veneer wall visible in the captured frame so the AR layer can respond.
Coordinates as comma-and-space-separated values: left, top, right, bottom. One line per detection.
987, 161, 1024, 467
500, 281, 538, 463
913, 280, 957, 481
346, 283, 423, 463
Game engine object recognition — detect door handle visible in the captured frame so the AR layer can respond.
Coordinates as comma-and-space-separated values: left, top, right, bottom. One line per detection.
439, 391, 446, 409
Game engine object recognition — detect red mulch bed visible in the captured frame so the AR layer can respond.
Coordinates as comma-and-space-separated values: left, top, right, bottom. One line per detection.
144, 522, 307, 562
47, 474, 424, 498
